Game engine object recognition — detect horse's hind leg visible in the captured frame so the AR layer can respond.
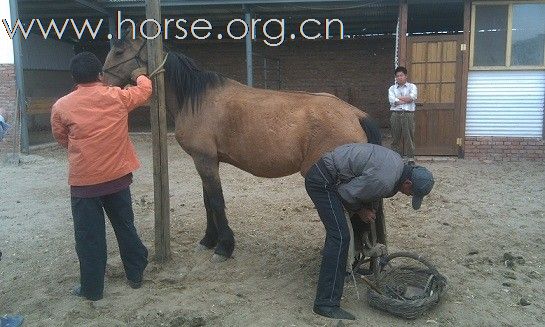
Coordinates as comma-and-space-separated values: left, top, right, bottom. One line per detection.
193, 155, 235, 262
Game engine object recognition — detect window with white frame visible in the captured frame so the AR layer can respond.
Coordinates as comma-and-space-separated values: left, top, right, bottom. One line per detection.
471, 2, 545, 69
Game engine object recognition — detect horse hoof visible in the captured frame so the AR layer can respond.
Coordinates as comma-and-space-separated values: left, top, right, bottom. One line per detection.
210, 253, 229, 263
195, 243, 212, 252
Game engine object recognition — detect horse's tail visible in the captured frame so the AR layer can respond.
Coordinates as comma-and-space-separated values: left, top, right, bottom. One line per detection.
360, 114, 382, 145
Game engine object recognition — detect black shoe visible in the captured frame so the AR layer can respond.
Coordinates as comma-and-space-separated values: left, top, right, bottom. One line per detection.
127, 277, 143, 289
72, 285, 83, 297
71, 284, 102, 301
313, 305, 355, 320
128, 259, 148, 289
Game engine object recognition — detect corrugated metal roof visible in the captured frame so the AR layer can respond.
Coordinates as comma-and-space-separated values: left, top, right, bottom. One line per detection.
18, 0, 462, 35
466, 71, 545, 137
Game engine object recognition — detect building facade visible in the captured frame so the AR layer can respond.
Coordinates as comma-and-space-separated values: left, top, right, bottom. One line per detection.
4, 0, 544, 161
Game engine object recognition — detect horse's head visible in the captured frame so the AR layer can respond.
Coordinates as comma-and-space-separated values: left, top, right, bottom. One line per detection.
103, 28, 148, 86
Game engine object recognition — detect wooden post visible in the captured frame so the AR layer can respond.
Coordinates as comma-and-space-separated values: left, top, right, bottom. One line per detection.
244, 5, 253, 87
398, 0, 408, 68
108, 14, 116, 48
459, 0, 471, 158
145, 0, 171, 262
9, 0, 29, 154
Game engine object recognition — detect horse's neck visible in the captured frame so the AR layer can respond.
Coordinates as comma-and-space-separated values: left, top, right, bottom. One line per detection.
163, 76, 236, 116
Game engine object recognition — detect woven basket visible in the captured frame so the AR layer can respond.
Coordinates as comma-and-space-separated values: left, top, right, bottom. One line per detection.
366, 252, 447, 319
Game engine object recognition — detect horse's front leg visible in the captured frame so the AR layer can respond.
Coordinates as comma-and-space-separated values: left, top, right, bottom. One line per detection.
193, 155, 235, 262
195, 186, 219, 250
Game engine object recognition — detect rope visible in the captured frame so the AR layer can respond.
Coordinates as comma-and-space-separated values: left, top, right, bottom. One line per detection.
350, 270, 360, 300
148, 53, 168, 79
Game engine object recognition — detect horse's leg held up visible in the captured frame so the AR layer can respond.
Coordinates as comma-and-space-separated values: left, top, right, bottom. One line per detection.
193, 155, 235, 262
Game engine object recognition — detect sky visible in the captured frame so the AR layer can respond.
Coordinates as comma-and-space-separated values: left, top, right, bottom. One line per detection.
0, 0, 14, 64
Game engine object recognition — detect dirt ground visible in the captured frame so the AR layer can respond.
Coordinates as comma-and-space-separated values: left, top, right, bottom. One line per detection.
1, 134, 544, 327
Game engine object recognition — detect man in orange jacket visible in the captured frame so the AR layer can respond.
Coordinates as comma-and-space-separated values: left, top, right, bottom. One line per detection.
51, 52, 152, 301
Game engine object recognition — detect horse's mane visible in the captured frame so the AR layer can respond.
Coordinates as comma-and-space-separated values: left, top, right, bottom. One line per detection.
164, 52, 226, 114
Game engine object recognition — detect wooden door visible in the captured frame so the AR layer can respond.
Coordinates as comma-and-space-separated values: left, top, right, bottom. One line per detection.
408, 35, 463, 155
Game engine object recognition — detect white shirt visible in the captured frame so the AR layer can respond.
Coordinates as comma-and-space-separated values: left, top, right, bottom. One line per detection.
388, 82, 418, 112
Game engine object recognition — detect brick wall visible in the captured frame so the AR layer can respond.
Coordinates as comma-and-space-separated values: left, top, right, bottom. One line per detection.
464, 137, 545, 161
164, 37, 395, 127
0, 64, 18, 154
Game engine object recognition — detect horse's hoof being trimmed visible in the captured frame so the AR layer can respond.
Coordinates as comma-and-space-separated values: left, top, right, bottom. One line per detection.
195, 243, 212, 252
210, 253, 229, 263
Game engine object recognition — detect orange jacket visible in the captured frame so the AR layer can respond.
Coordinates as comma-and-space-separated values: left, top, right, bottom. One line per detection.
51, 76, 152, 186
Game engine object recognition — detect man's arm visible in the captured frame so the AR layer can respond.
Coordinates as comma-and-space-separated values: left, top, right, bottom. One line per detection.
118, 75, 153, 112
388, 86, 402, 106
409, 83, 418, 101
50, 106, 68, 148
398, 84, 418, 103
337, 172, 389, 213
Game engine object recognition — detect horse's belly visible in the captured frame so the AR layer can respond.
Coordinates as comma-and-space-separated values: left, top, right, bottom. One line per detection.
218, 147, 301, 178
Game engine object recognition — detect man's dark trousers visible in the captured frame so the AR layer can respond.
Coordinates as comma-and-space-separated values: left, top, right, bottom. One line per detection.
305, 159, 350, 309
71, 187, 148, 300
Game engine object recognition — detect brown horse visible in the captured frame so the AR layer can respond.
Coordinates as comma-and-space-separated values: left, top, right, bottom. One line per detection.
103, 32, 382, 261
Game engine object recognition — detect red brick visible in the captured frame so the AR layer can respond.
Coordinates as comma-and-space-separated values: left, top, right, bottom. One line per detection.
0, 64, 17, 154
464, 136, 545, 162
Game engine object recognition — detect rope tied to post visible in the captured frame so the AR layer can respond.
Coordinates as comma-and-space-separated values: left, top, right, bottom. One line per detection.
148, 53, 169, 79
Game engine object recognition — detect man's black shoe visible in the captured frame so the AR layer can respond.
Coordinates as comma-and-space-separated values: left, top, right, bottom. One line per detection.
127, 277, 143, 289
72, 285, 83, 297
71, 284, 102, 301
313, 305, 355, 320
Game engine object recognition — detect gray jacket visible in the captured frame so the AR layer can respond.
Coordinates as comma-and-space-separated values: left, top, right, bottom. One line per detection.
322, 143, 404, 212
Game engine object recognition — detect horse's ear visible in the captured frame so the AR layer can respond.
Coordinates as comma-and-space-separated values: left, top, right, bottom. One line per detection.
127, 24, 139, 40
112, 25, 138, 48
117, 25, 137, 41
122, 25, 135, 40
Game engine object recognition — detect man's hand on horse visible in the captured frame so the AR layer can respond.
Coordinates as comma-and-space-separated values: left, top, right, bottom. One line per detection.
130, 67, 148, 82
357, 208, 376, 223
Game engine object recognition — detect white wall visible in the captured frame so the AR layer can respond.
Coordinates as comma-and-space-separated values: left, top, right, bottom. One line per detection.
466, 71, 545, 138
0, 0, 14, 64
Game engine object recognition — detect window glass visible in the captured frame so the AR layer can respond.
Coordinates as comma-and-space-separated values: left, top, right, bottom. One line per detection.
473, 5, 508, 66
511, 4, 545, 66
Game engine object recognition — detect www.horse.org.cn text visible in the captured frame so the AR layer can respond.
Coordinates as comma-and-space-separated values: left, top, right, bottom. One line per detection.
2, 11, 346, 47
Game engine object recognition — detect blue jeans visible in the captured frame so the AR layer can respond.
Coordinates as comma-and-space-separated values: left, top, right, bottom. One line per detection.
305, 159, 350, 308
71, 187, 148, 300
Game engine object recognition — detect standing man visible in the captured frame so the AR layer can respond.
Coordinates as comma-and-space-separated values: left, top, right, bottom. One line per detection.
388, 66, 418, 163
0, 108, 11, 142
305, 143, 434, 320
51, 52, 152, 301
